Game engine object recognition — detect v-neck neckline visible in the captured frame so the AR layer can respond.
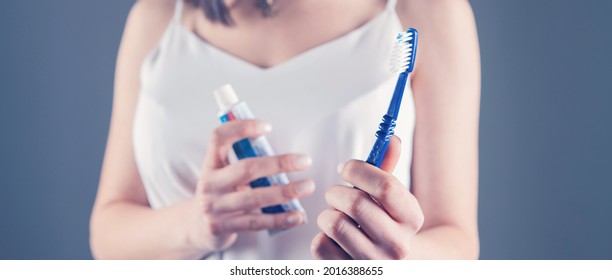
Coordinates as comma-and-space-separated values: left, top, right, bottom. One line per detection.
176, 1, 394, 74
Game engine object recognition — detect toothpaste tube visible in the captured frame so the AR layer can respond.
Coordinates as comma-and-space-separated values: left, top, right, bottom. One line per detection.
213, 84, 306, 236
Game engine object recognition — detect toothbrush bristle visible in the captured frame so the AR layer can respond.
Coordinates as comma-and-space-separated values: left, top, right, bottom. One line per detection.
389, 29, 418, 74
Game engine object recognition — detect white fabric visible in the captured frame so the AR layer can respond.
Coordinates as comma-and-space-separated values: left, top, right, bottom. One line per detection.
133, 0, 414, 259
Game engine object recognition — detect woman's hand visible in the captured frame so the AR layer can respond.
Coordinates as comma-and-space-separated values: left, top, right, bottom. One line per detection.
311, 136, 424, 259
188, 119, 315, 255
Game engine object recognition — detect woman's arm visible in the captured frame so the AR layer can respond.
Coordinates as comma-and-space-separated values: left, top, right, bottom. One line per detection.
89, 0, 203, 259
311, 0, 480, 259
400, 0, 481, 259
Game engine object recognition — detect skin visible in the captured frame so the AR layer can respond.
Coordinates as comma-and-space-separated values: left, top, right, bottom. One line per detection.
90, 0, 480, 259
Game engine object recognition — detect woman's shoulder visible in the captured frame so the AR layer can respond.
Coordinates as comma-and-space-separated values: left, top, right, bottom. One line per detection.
116, 0, 176, 81
396, 0, 476, 30
395, 0, 479, 79
133, 0, 176, 12
125, 0, 176, 45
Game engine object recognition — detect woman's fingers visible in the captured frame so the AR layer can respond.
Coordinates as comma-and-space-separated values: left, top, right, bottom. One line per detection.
211, 211, 304, 235
338, 160, 423, 226
202, 154, 312, 193
324, 185, 398, 244
311, 232, 351, 260
202, 120, 272, 169
206, 179, 315, 214
316, 209, 380, 259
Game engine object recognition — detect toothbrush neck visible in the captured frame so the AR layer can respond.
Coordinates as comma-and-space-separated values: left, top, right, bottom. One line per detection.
387, 72, 408, 119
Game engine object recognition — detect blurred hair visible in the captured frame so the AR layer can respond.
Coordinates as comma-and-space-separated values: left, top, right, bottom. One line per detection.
185, 0, 273, 26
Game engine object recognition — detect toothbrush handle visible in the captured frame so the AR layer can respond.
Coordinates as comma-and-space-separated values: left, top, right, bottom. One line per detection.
366, 137, 390, 168
365, 115, 396, 168
365, 72, 406, 168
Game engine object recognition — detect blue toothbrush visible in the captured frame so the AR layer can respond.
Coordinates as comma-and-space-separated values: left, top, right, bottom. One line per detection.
366, 28, 419, 168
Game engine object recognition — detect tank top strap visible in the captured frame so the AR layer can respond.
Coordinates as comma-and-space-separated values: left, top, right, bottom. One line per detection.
173, 0, 184, 23
385, 0, 398, 12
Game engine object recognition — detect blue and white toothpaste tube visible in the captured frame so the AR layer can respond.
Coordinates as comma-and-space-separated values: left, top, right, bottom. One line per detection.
213, 84, 306, 236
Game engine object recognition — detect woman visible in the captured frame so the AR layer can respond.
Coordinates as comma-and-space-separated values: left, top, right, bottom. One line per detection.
90, 0, 480, 259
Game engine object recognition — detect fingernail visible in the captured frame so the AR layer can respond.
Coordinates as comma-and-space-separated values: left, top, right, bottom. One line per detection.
294, 155, 312, 169
287, 214, 301, 224
336, 162, 346, 174
256, 122, 272, 134
297, 181, 315, 194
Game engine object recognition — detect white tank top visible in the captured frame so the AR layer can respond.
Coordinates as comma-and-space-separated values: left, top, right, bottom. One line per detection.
133, 0, 414, 259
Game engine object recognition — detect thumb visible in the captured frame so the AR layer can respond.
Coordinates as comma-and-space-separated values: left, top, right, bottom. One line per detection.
380, 136, 402, 173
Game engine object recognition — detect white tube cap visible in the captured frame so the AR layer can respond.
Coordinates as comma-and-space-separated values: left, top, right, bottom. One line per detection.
214, 84, 240, 112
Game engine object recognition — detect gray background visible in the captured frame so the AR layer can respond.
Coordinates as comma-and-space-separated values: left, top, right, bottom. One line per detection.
0, 0, 610, 259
